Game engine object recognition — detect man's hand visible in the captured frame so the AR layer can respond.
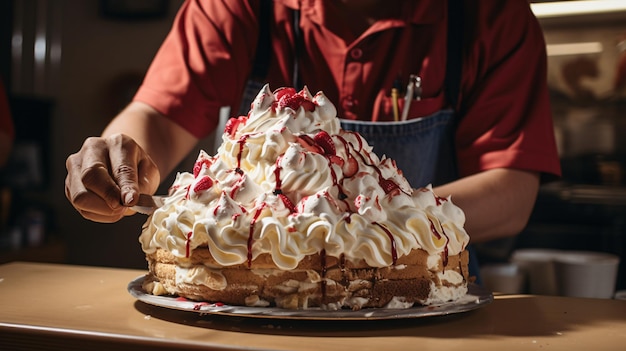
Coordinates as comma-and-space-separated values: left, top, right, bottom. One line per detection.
65, 133, 160, 223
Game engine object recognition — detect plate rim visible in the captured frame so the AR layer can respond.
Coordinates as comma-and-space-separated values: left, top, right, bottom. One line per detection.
128, 274, 493, 321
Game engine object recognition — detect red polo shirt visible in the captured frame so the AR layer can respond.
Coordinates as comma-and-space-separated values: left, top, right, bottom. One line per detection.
134, 0, 561, 179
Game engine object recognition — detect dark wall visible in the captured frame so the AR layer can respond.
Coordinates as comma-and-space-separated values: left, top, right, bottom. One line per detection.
0, 1, 12, 86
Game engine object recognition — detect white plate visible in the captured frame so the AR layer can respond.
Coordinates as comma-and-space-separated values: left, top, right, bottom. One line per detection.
128, 275, 493, 320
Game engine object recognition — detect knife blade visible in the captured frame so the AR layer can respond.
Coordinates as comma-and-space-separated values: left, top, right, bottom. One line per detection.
129, 193, 167, 215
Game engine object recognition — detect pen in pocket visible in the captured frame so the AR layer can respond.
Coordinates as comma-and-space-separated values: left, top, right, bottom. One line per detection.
391, 87, 400, 122
400, 75, 421, 121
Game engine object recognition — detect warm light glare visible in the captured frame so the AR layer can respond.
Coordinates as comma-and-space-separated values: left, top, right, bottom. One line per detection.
546, 42, 604, 56
34, 35, 47, 63
531, 0, 626, 18
11, 34, 23, 49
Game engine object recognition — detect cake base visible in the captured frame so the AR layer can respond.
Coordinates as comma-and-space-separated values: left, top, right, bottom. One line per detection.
142, 247, 470, 310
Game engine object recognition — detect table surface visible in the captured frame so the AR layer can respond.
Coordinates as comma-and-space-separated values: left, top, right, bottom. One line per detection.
1, 262, 625, 351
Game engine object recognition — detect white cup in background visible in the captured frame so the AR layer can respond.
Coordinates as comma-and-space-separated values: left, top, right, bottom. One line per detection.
553, 251, 620, 299
510, 249, 564, 295
614, 290, 626, 300
480, 263, 526, 294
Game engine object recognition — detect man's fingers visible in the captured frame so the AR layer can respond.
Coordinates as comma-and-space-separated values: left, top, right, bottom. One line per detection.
107, 134, 141, 206
77, 207, 126, 223
66, 136, 130, 221
65, 166, 124, 215
65, 134, 159, 222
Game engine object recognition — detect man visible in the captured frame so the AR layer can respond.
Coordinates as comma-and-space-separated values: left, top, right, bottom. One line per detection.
66, 0, 560, 256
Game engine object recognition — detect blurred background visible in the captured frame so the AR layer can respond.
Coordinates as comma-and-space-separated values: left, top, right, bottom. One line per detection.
0, 0, 625, 294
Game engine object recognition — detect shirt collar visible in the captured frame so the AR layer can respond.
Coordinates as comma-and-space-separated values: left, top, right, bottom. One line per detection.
276, 0, 444, 26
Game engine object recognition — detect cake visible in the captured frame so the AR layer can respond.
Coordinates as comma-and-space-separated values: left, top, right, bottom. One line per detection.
139, 85, 471, 310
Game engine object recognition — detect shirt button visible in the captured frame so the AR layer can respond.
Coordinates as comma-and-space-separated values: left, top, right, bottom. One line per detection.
341, 96, 358, 111
349, 48, 363, 60
342, 96, 353, 110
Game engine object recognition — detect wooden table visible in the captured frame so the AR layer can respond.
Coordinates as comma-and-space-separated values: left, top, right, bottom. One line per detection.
1, 262, 625, 350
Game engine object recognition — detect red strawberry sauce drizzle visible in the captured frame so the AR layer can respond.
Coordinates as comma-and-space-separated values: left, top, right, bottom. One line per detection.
335, 134, 404, 195
328, 158, 350, 208
418, 187, 448, 205
428, 218, 450, 267
185, 231, 192, 258
278, 194, 296, 213
435, 194, 447, 205
273, 155, 283, 194
235, 135, 250, 175
229, 175, 245, 199
193, 302, 210, 310
295, 132, 352, 207
175, 297, 225, 308
272, 156, 297, 213
373, 222, 398, 265
247, 202, 268, 267
227, 133, 253, 199
352, 150, 404, 195
213, 199, 220, 216
344, 213, 352, 223
184, 184, 191, 200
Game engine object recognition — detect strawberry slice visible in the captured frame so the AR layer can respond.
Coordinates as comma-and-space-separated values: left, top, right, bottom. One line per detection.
278, 193, 296, 213
296, 134, 323, 154
224, 118, 238, 137
300, 99, 316, 112
224, 115, 248, 138
313, 131, 336, 155
276, 90, 317, 112
193, 157, 213, 177
342, 155, 358, 177
274, 87, 297, 101
193, 176, 214, 192
279, 94, 306, 111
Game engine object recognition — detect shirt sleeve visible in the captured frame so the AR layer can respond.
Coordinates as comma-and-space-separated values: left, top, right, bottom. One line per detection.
133, 0, 260, 139
456, 0, 562, 180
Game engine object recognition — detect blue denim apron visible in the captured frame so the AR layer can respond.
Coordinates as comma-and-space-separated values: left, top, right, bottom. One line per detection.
340, 110, 457, 188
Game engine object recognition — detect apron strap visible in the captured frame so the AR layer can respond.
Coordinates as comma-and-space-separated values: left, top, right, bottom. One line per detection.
250, 0, 272, 81
236, 0, 273, 115
292, 9, 303, 90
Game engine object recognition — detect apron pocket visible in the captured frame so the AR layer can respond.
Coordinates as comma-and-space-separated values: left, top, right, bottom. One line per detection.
401, 94, 446, 121
340, 110, 456, 187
